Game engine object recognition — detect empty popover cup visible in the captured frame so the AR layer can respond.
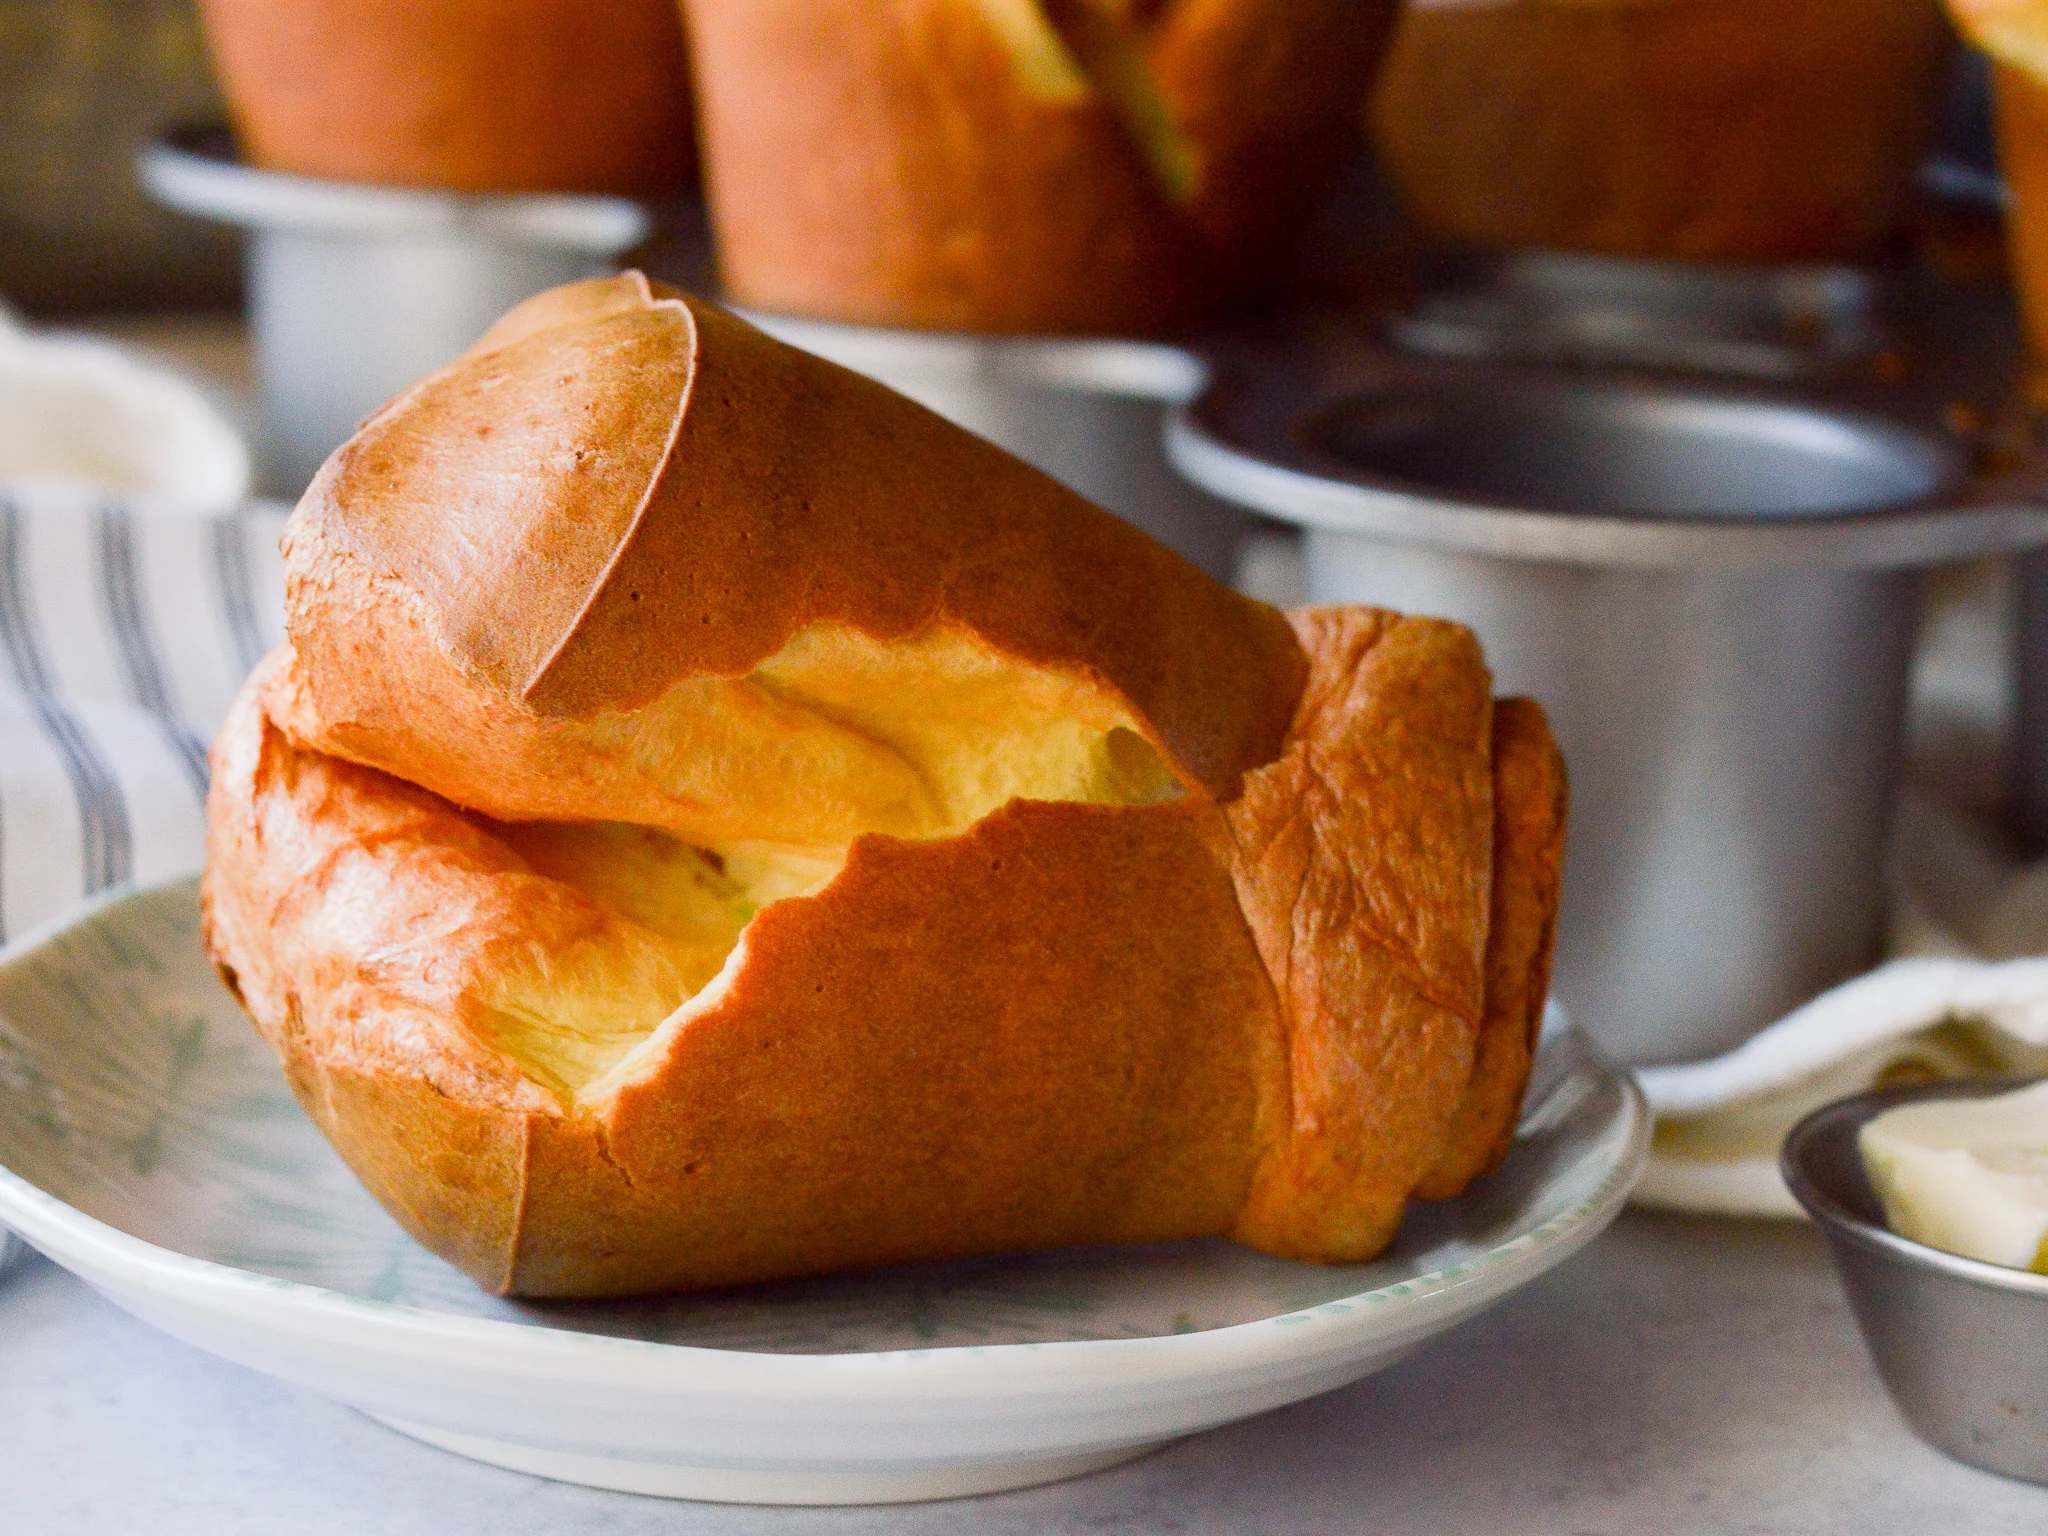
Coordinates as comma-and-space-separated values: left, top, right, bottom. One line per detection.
1784, 1080, 2048, 1485
1302, 372, 1944, 520
1170, 352, 2048, 1063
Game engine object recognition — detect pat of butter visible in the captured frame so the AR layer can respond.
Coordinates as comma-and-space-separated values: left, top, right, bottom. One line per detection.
1858, 1081, 2048, 1274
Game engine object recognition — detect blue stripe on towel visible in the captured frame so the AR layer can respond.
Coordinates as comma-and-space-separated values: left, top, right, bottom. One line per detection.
210, 511, 268, 679
0, 496, 133, 894
97, 503, 211, 801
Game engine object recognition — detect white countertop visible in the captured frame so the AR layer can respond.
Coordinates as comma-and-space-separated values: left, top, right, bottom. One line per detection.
6, 1210, 2045, 1533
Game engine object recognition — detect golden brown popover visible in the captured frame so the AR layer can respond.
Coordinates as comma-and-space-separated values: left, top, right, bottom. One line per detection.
198, 0, 696, 194
1372, 0, 1952, 264
682, 0, 1397, 334
202, 273, 1565, 1297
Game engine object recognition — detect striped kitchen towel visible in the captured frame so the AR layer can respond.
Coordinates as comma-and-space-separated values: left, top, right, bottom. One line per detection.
0, 483, 287, 944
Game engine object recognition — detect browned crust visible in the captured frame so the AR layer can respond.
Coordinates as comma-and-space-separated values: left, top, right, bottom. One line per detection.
683, 0, 1393, 334
280, 275, 1307, 813
197, 0, 696, 195
207, 658, 1277, 1295
1225, 608, 1496, 1260
203, 661, 563, 1120
515, 796, 1278, 1295
1414, 696, 1567, 1200
297, 1062, 533, 1296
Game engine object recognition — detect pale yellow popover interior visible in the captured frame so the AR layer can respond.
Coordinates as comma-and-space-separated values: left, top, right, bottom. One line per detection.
436, 619, 1184, 1099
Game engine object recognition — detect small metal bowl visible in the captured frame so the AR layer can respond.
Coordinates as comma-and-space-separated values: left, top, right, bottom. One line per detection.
1782, 1078, 2048, 1485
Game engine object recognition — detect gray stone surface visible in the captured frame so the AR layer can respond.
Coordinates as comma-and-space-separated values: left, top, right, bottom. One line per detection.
5, 1210, 2045, 1532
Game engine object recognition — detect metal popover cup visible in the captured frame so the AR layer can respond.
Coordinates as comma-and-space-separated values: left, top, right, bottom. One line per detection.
1782, 1079, 2048, 1486
140, 122, 652, 496
1169, 346, 2048, 1065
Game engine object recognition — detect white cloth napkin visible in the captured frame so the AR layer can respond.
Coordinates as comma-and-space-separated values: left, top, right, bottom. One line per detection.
1635, 941, 2048, 1217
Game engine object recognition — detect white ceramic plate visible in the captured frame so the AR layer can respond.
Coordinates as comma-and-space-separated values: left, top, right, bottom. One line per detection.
0, 880, 1646, 1505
